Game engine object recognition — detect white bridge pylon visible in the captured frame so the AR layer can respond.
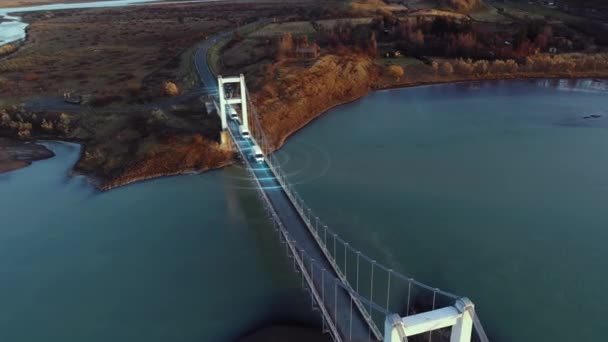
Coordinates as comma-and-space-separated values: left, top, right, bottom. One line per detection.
218, 74, 248, 134
384, 298, 477, 342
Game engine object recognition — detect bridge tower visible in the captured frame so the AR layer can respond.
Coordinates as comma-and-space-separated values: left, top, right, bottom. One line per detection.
217, 74, 249, 149
384, 297, 478, 342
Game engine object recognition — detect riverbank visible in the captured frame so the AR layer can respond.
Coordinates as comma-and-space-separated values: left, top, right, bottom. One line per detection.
2, 0, 608, 191
248, 52, 608, 153
0, 138, 53, 173
3, 70, 606, 189
266, 74, 608, 152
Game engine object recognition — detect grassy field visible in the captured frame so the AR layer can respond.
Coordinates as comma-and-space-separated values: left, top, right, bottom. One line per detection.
315, 17, 373, 29
485, 0, 583, 22
0, 0, 105, 8
0, 4, 234, 103
250, 21, 316, 38
469, 5, 507, 23
349, 0, 408, 14
376, 56, 425, 68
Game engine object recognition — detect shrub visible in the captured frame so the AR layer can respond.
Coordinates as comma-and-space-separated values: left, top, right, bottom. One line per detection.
439, 62, 454, 76
431, 61, 439, 74
148, 108, 168, 126
164, 81, 179, 96
0, 43, 18, 57
387, 65, 405, 80
57, 113, 71, 134
41, 118, 54, 131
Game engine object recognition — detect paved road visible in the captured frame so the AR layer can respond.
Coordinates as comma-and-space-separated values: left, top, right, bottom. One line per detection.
193, 32, 377, 342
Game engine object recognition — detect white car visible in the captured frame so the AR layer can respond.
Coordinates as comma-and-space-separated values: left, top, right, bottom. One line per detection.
240, 126, 250, 139
251, 145, 264, 163
229, 107, 239, 122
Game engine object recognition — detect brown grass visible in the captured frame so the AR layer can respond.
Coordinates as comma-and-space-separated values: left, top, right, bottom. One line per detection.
251, 54, 379, 149
0, 4, 233, 102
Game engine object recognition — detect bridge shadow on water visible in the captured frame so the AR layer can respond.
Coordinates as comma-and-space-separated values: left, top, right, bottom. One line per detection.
223, 165, 329, 341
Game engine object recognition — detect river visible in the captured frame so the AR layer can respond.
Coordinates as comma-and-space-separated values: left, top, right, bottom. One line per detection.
276, 79, 608, 342
0, 142, 320, 341
1, 80, 607, 341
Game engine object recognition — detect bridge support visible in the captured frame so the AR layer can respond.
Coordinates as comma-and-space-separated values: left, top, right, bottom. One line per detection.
384, 298, 475, 342
217, 76, 228, 130
217, 74, 249, 135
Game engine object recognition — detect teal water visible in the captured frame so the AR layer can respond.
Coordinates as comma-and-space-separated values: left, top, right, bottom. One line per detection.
1, 79, 607, 342
0, 142, 317, 341
276, 79, 608, 342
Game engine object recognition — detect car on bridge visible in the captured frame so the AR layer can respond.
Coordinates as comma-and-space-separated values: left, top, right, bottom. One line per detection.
229, 107, 240, 123
251, 145, 264, 163
240, 126, 250, 140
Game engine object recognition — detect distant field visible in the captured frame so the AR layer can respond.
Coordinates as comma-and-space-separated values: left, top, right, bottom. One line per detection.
0, 0, 107, 8
0, 3, 233, 101
249, 17, 374, 38
486, 0, 582, 22
315, 17, 373, 29
469, 6, 508, 23
407, 8, 469, 20
250, 21, 316, 38
350, 0, 408, 14
376, 56, 424, 68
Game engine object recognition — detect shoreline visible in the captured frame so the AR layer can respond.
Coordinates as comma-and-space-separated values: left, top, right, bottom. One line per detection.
2, 75, 606, 190
267, 73, 608, 153
0, 138, 54, 173
96, 159, 235, 191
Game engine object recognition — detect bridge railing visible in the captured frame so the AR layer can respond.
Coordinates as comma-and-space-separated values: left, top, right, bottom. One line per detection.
243, 86, 489, 342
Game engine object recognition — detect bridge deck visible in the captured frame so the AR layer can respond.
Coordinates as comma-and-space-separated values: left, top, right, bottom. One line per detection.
229, 121, 373, 342
195, 38, 376, 342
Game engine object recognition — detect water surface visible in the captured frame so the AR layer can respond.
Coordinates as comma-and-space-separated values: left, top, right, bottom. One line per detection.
0, 142, 317, 341
2, 79, 607, 342
277, 79, 608, 342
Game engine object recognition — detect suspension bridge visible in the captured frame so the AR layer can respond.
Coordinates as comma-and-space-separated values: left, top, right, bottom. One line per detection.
194, 36, 490, 342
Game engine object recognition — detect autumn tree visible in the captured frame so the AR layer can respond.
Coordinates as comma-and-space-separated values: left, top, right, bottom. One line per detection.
164, 81, 179, 97
387, 65, 405, 80
439, 62, 454, 76
277, 33, 294, 60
